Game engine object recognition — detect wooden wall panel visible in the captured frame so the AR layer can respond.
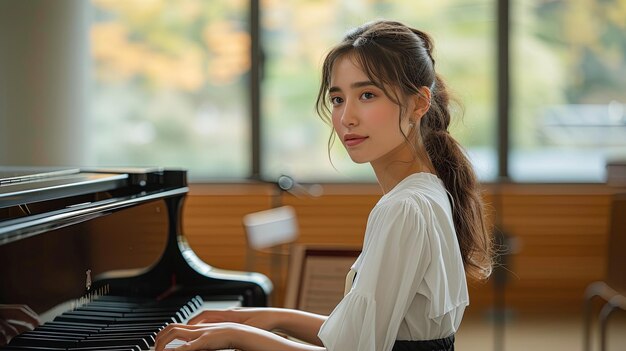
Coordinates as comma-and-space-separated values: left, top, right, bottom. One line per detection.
86, 182, 622, 316
183, 184, 273, 271
492, 187, 613, 313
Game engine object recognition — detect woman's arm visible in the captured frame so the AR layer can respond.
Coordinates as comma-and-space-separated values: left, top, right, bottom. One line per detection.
188, 307, 327, 346
154, 322, 326, 351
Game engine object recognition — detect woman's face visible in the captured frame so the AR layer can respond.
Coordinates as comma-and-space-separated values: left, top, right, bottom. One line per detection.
329, 56, 414, 165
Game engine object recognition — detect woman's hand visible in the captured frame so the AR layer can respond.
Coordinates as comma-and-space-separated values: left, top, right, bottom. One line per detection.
184, 308, 326, 347
188, 308, 275, 331
0, 304, 40, 346
154, 322, 325, 351
154, 322, 239, 351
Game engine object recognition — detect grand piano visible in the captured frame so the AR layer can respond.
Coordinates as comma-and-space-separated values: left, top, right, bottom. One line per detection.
0, 167, 272, 350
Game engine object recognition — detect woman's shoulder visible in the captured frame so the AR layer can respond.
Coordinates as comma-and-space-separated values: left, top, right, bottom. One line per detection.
377, 173, 447, 210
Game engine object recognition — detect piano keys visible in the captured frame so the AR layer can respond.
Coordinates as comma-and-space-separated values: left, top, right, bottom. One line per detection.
0, 167, 272, 350
5, 294, 241, 351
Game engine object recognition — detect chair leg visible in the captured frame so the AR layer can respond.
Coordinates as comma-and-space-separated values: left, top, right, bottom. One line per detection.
583, 281, 612, 351
598, 300, 616, 351
583, 294, 593, 351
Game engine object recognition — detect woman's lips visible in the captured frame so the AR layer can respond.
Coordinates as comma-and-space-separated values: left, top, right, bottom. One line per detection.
344, 135, 368, 147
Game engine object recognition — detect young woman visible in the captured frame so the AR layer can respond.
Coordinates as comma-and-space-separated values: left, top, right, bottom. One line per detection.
154, 19, 493, 351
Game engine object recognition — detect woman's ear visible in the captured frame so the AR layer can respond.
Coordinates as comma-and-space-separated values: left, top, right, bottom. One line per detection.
413, 86, 431, 120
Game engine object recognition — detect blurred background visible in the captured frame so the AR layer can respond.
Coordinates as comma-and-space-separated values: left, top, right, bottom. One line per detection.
1, 0, 625, 350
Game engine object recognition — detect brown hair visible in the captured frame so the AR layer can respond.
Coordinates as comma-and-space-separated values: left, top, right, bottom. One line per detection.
316, 20, 493, 281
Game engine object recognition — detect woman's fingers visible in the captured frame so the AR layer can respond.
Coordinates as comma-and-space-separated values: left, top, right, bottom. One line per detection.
0, 319, 18, 346
155, 323, 238, 351
168, 336, 212, 351
7, 319, 35, 334
0, 305, 40, 328
187, 310, 232, 325
15, 305, 39, 326
154, 325, 198, 351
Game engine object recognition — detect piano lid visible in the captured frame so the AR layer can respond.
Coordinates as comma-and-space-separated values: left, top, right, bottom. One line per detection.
0, 167, 128, 209
0, 166, 80, 185
0, 167, 188, 245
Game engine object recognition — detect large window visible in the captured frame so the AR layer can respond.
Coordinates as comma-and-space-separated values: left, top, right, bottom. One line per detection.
510, 0, 626, 182
90, 1, 250, 180
261, 0, 496, 182
88, 0, 625, 183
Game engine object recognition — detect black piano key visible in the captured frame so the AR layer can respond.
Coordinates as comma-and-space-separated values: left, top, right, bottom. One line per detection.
76, 338, 150, 351
20, 329, 89, 338
102, 324, 164, 331
7, 335, 77, 348
191, 295, 204, 309
128, 307, 184, 314
96, 329, 157, 336
88, 296, 147, 304
39, 322, 102, 331
117, 316, 177, 324
102, 322, 168, 329
87, 332, 155, 341
54, 314, 117, 323
65, 310, 124, 318
75, 306, 134, 313
180, 305, 192, 318
54, 314, 177, 325
68, 309, 184, 322
120, 311, 184, 320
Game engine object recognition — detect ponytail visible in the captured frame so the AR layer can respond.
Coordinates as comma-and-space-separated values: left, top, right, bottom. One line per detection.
422, 74, 493, 281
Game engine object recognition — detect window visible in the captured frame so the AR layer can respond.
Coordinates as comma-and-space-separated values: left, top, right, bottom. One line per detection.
87, 0, 623, 183
260, 0, 496, 182
90, 0, 250, 180
510, 0, 626, 182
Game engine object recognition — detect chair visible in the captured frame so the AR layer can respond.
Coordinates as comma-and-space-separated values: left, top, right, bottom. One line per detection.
243, 205, 299, 306
583, 192, 626, 351
284, 244, 361, 315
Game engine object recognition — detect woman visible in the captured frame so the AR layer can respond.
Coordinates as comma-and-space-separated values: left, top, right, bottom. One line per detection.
155, 19, 493, 351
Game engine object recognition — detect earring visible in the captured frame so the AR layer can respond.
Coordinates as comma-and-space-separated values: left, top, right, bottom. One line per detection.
408, 121, 416, 129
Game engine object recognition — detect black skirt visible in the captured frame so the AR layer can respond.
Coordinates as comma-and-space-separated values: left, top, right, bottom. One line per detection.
392, 334, 455, 351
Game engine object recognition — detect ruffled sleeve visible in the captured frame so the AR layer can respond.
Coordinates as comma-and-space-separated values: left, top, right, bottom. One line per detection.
318, 198, 430, 351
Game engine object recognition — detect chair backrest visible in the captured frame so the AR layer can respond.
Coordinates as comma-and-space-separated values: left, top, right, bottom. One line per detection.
607, 192, 626, 292
243, 205, 299, 250
284, 244, 361, 314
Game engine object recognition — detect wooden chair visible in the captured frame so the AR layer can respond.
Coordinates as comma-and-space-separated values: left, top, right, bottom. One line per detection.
284, 244, 360, 315
243, 205, 299, 306
583, 192, 626, 351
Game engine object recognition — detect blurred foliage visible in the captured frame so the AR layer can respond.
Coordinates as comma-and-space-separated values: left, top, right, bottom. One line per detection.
90, 0, 626, 181
90, 0, 250, 179
511, 0, 626, 150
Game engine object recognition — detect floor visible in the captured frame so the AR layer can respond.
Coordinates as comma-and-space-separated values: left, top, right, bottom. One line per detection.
456, 310, 626, 351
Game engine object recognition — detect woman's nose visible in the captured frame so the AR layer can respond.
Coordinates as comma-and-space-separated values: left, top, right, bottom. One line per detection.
341, 99, 358, 127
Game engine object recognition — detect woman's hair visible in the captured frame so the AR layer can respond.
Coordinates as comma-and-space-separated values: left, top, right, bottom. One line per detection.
316, 20, 493, 281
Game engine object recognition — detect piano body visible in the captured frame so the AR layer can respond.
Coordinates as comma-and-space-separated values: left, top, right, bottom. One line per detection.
0, 167, 272, 350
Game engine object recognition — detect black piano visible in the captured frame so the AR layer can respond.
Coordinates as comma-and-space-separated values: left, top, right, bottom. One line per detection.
0, 167, 272, 350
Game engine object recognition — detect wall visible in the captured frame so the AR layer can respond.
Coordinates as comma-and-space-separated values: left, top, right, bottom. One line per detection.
179, 182, 619, 316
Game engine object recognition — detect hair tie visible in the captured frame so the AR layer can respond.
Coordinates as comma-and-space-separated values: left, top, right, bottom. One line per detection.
353, 36, 368, 47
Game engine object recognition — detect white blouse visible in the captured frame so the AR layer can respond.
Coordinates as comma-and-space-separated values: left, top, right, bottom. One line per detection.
318, 173, 468, 351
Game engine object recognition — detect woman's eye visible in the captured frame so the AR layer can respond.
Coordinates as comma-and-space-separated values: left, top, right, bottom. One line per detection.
361, 92, 375, 100
330, 96, 343, 105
